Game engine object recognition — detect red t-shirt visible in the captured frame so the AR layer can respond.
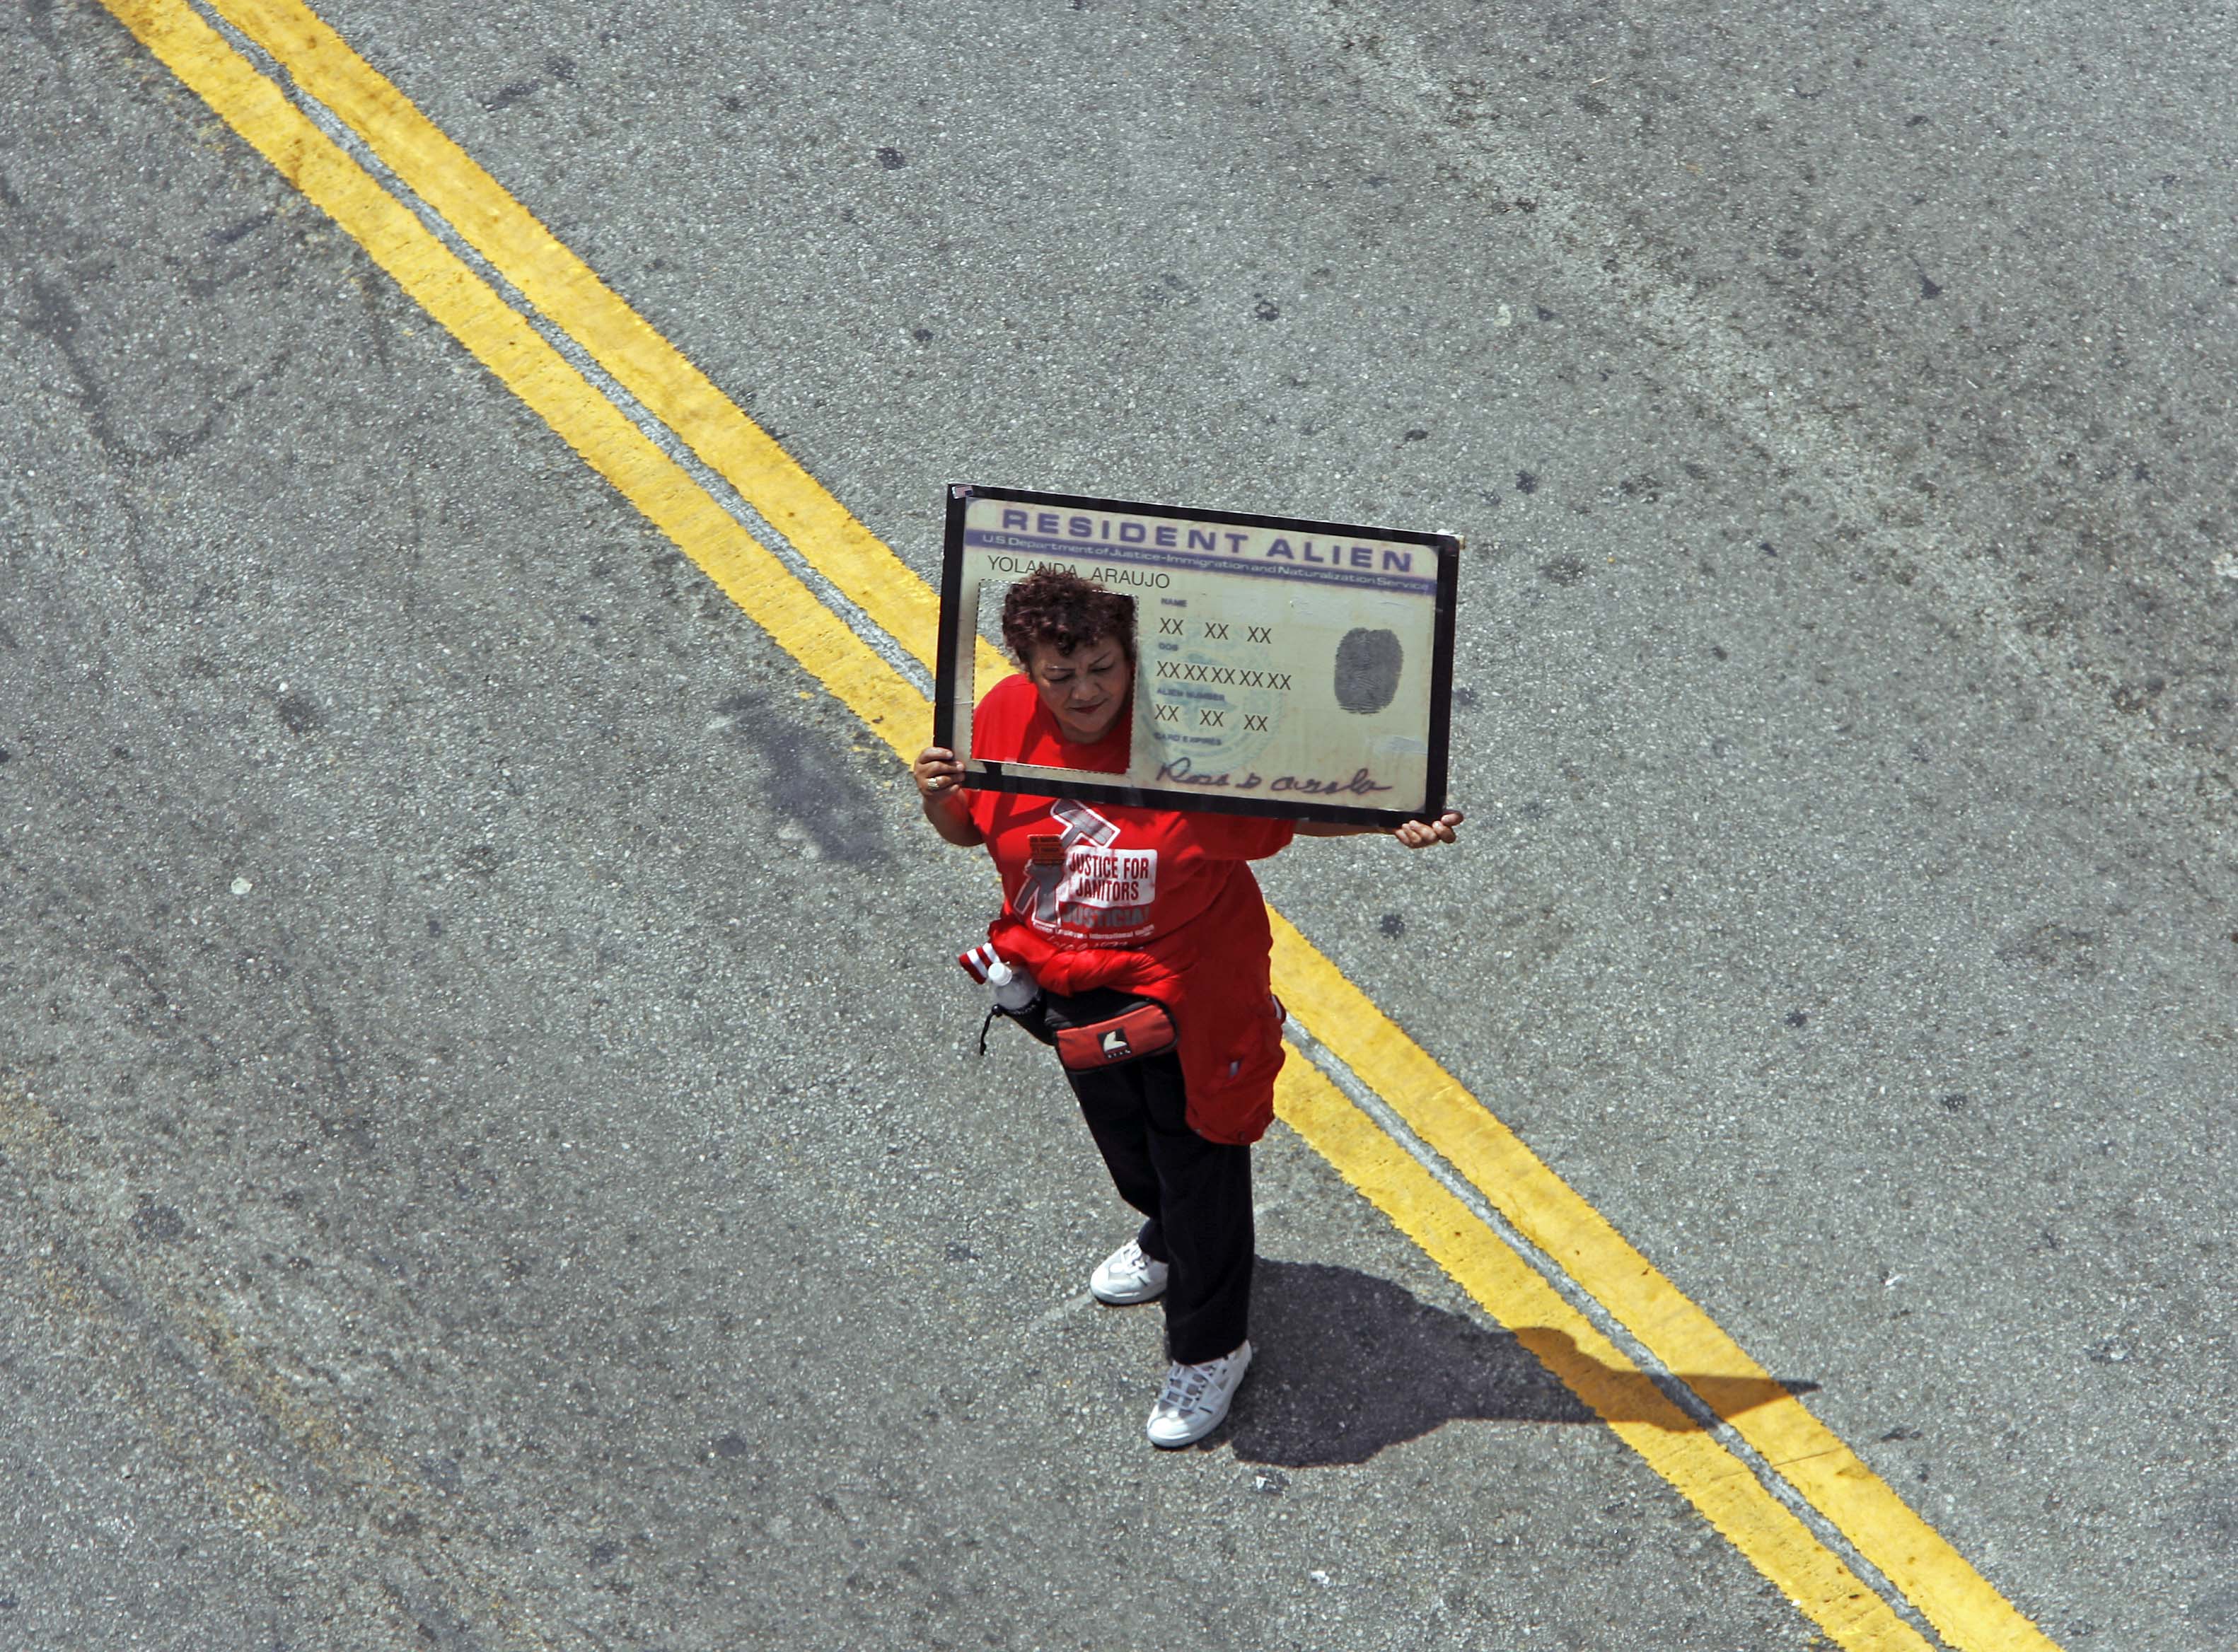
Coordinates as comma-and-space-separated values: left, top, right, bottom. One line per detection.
964, 672, 1294, 1144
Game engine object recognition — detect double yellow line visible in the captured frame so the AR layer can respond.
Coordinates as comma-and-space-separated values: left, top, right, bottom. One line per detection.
94, 2, 2060, 1646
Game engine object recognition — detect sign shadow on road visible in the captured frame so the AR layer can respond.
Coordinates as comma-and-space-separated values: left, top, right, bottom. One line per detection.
1219, 1260, 1818, 1469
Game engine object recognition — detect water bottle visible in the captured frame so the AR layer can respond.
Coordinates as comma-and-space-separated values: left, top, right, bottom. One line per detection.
958, 942, 1040, 1012
986, 955, 1040, 1013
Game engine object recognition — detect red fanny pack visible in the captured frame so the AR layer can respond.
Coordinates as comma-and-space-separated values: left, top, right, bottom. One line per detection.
1052, 1001, 1178, 1071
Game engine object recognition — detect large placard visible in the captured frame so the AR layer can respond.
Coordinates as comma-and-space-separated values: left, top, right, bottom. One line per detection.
934, 484, 1459, 826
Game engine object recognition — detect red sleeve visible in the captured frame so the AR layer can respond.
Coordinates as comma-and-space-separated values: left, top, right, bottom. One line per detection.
961, 673, 1035, 837
1181, 813, 1295, 861
969, 673, 1036, 760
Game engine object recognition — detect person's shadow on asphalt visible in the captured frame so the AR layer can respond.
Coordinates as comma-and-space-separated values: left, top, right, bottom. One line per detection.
1219, 1260, 1818, 1468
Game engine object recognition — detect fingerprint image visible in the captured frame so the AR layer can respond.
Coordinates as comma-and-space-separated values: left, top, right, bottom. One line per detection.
1333, 627, 1403, 714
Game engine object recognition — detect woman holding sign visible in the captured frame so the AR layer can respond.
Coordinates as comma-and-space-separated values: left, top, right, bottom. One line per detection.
913, 568, 1461, 1448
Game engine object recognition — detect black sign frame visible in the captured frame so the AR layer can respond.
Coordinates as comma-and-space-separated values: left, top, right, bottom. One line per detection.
934, 483, 1459, 828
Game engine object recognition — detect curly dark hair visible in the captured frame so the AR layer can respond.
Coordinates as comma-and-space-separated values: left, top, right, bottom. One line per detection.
999, 567, 1136, 666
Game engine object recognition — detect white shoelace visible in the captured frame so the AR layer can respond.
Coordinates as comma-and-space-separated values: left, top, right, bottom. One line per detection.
1157, 1356, 1223, 1414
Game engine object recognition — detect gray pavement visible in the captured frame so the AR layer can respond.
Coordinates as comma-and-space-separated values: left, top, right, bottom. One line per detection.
4, 0, 2234, 1647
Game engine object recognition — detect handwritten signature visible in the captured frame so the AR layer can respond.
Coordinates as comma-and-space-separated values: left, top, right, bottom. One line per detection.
1156, 757, 1392, 797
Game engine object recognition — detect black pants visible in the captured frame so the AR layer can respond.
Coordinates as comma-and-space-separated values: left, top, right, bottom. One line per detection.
1063, 1045, 1254, 1366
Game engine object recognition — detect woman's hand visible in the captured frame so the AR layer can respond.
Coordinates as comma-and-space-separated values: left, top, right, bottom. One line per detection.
913, 746, 985, 847
914, 745, 966, 803
1393, 809, 1463, 849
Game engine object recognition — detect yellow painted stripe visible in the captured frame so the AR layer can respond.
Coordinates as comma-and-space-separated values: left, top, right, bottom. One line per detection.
1270, 916, 2060, 1652
200, 0, 1014, 695
93, 0, 922, 766
1271, 1060, 1931, 1652
104, 4, 2060, 1648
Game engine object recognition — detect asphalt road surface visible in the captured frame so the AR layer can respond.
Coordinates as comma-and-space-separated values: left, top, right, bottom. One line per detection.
4, 1, 2234, 1648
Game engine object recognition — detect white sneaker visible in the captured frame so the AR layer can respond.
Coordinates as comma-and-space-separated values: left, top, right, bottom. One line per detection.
1146, 1341, 1253, 1448
1090, 1238, 1169, 1305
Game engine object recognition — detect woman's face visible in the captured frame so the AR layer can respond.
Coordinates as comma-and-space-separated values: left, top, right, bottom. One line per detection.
1024, 635, 1133, 745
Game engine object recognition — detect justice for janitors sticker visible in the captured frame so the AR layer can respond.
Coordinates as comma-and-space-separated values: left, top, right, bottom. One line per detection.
934, 483, 1460, 827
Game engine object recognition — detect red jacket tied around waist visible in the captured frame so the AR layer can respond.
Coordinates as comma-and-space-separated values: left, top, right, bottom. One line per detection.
963, 673, 1292, 1144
